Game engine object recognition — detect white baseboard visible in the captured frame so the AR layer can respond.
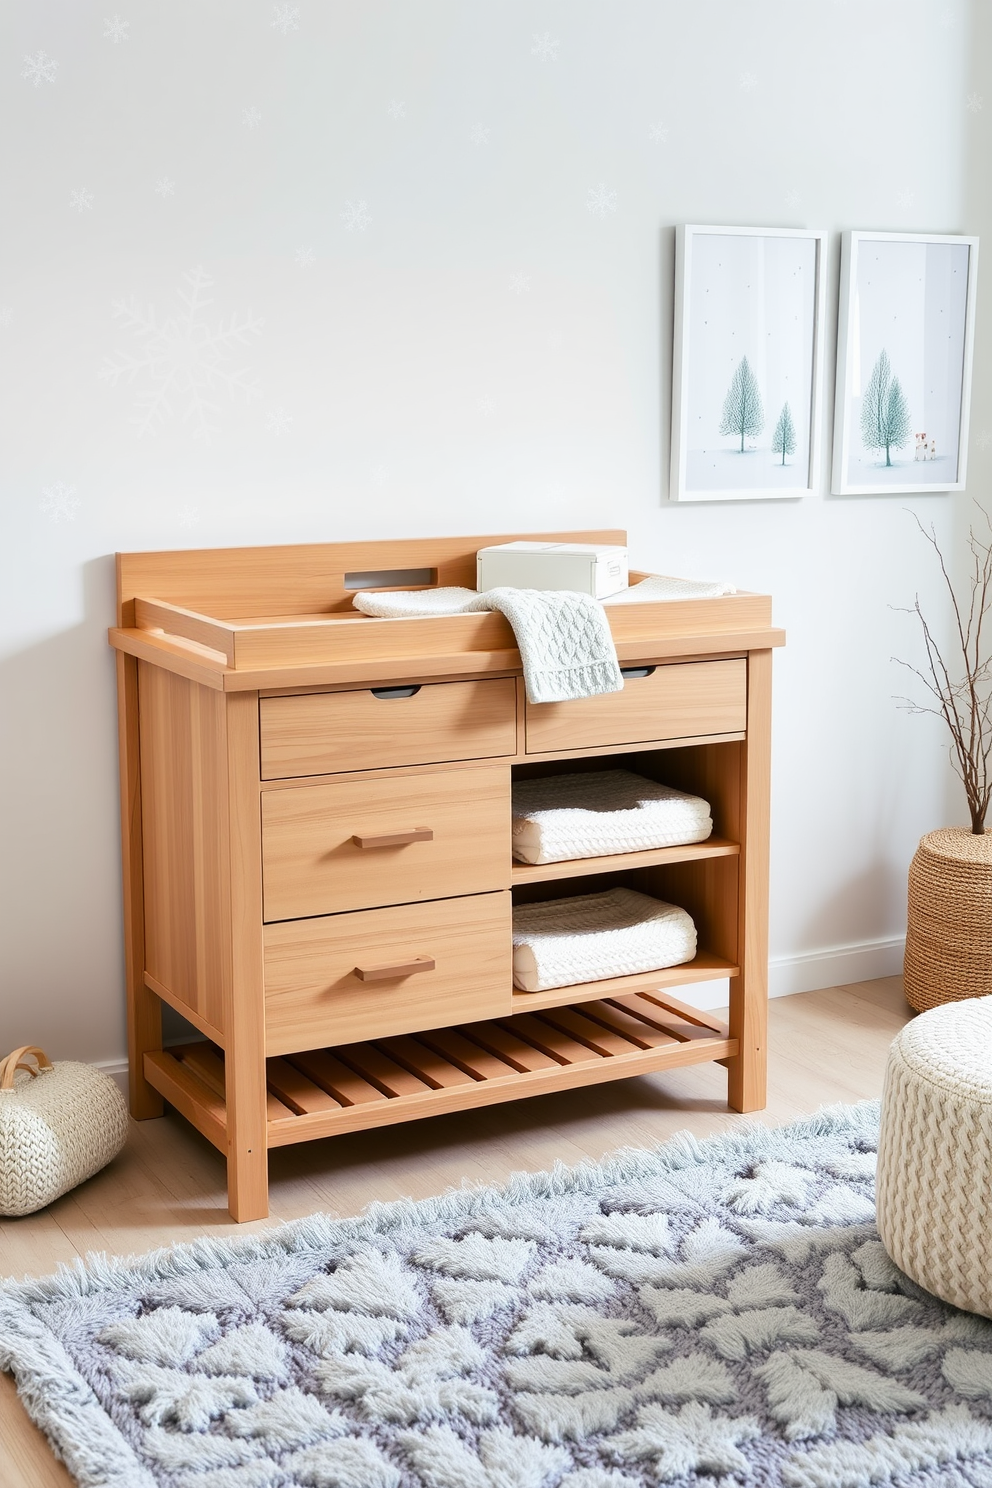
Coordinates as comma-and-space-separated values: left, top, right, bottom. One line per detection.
92, 938, 906, 1082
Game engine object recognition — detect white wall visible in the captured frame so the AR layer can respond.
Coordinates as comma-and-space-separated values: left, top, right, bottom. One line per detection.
1, 0, 983, 1065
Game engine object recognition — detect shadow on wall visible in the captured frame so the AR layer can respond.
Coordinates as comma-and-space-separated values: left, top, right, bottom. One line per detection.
0, 556, 128, 1064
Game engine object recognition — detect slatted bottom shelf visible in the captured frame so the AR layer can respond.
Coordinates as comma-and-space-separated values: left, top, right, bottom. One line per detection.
144, 991, 736, 1154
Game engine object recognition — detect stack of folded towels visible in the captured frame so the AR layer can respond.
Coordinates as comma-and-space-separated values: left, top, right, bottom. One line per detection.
512, 887, 697, 992
511, 769, 712, 865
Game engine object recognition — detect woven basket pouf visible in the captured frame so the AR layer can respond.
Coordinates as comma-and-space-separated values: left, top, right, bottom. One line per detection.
876, 997, 992, 1315
903, 828, 992, 1012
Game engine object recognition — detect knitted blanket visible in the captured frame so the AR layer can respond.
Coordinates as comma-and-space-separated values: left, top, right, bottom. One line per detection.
512, 770, 713, 865
512, 887, 697, 992
352, 586, 623, 704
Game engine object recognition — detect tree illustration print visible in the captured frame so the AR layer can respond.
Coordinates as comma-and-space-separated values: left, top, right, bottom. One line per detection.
860, 349, 913, 466
771, 402, 796, 465
719, 356, 764, 451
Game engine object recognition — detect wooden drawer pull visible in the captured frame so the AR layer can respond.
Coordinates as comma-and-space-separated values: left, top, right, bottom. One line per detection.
354, 956, 436, 982
352, 828, 434, 849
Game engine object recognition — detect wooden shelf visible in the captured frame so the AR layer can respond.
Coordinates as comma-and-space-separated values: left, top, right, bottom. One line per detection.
145, 995, 736, 1155
511, 837, 740, 887
509, 952, 738, 1013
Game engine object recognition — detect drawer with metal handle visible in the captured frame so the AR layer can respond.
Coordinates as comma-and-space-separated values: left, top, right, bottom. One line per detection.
261, 767, 509, 920
524, 658, 748, 754
259, 677, 517, 779
263, 891, 512, 1054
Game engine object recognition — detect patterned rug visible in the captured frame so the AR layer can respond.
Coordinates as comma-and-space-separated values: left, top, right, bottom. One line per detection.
4, 1101, 992, 1488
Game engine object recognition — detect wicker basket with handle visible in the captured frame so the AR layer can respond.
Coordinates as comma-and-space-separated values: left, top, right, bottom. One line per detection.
903, 829, 992, 1012
0, 1045, 129, 1217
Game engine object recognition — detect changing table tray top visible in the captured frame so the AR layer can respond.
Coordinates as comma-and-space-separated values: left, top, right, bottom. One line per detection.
108, 529, 785, 690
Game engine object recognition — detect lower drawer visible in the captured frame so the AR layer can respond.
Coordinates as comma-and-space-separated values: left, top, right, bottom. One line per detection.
263, 892, 512, 1055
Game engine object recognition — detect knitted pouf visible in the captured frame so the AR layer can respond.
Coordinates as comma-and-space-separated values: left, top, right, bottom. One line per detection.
903, 827, 992, 1011
876, 997, 992, 1316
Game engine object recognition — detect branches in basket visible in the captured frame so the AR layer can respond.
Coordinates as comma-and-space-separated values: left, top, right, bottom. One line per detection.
893, 508, 992, 836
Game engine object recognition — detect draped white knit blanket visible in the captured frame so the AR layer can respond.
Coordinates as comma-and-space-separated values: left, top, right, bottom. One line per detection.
352, 586, 622, 704
512, 770, 713, 865
511, 887, 697, 992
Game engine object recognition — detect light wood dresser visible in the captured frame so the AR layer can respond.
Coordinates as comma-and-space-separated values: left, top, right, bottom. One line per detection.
109, 531, 785, 1221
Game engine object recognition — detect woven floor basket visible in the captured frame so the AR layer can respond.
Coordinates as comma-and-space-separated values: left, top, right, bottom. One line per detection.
903, 828, 992, 1012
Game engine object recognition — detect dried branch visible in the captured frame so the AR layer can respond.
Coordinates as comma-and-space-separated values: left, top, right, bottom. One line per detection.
893, 505, 992, 834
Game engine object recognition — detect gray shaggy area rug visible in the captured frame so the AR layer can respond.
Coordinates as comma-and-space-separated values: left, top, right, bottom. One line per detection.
4, 1102, 992, 1488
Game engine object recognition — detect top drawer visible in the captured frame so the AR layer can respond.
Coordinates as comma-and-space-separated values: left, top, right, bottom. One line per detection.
524, 658, 747, 754
260, 677, 517, 779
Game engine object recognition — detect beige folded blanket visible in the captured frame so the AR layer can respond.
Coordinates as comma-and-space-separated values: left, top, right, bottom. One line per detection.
512, 887, 697, 992
512, 770, 712, 864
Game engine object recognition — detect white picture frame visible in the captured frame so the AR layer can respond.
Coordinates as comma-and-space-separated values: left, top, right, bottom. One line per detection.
670, 224, 827, 503
832, 231, 979, 496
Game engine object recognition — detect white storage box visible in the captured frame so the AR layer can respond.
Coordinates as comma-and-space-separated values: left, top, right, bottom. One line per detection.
477, 541, 629, 599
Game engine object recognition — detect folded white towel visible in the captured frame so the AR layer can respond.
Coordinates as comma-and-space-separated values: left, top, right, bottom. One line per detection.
606, 575, 737, 603
353, 586, 623, 704
512, 770, 712, 864
512, 887, 697, 992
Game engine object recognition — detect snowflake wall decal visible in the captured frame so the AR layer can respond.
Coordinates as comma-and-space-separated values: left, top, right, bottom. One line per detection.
977, 431, 992, 451
509, 273, 531, 295
739, 71, 758, 91
100, 265, 263, 442
294, 246, 316, 268
177, 504, 201, 528
387, 100, 406, 120
242, 105, 262, 129
531, 32, 560, 62
271, 4, 300, 33
103, 15, 130, 43
469, 124, 491, 145
267, 408, 293, 436
477, 396, 496, 417
70, 188, 95, 213
896, 188, 916, 208
586, 183, 617, 219
40, 483, 79, 523
370, 464, 389, 487
784, 188, 802, 207
22, 51, 59, 86
341, 199, 371, 232
966, 92, 984, 113
649, 122, 670, 143
154, 177, 175, 198
0, 308, 11, 327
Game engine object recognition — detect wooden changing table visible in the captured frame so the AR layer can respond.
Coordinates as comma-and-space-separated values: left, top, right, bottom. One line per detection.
110, 531, 785, 1221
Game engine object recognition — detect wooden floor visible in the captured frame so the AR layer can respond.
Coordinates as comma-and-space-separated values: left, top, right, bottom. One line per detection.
0, 976, 910, 1488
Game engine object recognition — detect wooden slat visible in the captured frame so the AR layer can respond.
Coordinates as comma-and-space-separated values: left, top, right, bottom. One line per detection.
178, 1042, 296, 1122
511, 838, 740, 886
143, 1051, 226, 1151
413, 1027, 519, 1081
563, 1000, 680, 1051
287, 1049, 389, 1106
610, 993, 728, 1043
459, 1021, 560, 1072
266, 1056, 343, 1116
135, 597, 237, 666
375, 1036, 478, 1089
502, 1013, 605, 1066
636, 990, 730, 1039
334, 1043, 433, 1098
535, 1006, 641, 1058
265, 1033, 738, 1148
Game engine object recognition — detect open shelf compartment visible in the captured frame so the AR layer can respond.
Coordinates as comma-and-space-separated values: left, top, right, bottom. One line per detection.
144, 989, 736, 1155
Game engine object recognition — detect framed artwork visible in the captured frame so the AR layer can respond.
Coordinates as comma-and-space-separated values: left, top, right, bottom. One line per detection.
670, 224, 827, 502
832, 231, 979, 495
